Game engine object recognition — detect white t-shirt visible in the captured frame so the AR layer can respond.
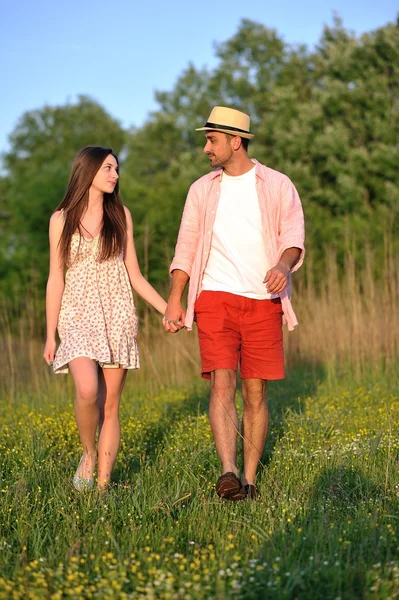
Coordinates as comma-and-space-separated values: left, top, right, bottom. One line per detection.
202, 166, 275, 299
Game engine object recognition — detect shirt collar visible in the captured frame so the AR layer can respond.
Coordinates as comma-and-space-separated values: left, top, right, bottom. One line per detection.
209, 158, 265, 181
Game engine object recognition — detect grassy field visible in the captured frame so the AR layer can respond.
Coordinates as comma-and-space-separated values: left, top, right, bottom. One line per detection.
0, 247, 398, 599
0, 368, 398, 599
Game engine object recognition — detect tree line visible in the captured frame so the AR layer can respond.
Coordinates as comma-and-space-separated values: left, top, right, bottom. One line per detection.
1, 15, 398, 305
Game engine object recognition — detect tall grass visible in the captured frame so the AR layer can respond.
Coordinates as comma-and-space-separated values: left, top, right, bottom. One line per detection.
0, 245, 398, 401
285, 240, 399, 379
0, 358, 398, 598
0, 247, 398, 599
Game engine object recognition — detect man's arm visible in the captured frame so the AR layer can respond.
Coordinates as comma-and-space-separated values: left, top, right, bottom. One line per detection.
264, 177, 305, 294
163, 182, 202, 333
264, 247, 301, 294
162, 269, 190, 333
276, 178, 305, 274
169, 183, 201, 278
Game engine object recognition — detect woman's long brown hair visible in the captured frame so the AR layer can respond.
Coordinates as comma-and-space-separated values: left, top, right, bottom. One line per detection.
56, 146, 126, 267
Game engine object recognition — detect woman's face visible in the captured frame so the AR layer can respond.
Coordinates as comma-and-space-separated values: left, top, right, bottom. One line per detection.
90, 154, 119, 195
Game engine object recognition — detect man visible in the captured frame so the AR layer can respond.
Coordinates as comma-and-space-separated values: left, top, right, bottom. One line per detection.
163, 106, 305, 500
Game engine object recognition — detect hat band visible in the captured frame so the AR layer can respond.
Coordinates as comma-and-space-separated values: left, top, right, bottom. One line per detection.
203, 121, 250, 135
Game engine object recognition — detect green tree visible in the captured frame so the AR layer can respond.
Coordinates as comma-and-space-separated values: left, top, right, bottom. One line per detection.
1, 95, 125, 299
2, 16, 399, 301
135, 16, 399, 277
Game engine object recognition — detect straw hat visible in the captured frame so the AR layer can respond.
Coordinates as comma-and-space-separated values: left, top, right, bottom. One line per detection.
196, 106, 255, 139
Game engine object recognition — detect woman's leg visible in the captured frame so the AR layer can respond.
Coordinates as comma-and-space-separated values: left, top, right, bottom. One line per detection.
69, 357, 99, 480
97, 367, 127, 489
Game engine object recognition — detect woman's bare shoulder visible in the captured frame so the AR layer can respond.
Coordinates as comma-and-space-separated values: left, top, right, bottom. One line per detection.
123, 205, 134, 227
123, 205, 132, 218
49, 210, 65, 232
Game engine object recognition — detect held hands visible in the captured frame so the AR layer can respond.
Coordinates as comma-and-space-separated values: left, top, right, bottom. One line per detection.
43, 338, 57, 366
162, 300, 186, 333
264, 262, 290, 295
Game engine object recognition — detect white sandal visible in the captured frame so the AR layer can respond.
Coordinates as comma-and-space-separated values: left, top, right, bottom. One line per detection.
73, 454, 94, 491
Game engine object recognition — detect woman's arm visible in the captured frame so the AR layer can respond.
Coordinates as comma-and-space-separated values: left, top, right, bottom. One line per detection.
123, 207, 167, 315
43, 211, 65, 365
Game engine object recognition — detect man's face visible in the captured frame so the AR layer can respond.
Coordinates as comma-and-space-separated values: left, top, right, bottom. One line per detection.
203, 132, 234, 168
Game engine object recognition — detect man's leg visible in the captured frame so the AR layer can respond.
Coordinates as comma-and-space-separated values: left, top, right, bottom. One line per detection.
209, 368, 239, 475
241, 378, 268, 486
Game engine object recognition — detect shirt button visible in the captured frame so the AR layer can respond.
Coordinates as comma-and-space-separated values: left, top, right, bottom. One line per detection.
207, 231, 211, 235
211, 210, 215, 214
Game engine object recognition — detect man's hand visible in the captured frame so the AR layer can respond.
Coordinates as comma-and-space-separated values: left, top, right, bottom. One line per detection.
162, 300, 186, 333
264, 263, 290, 294
264, 248, 301, 294
163, 269, 189, 333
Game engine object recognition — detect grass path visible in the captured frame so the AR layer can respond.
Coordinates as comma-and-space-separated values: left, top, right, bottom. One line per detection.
0, 372, 398, 599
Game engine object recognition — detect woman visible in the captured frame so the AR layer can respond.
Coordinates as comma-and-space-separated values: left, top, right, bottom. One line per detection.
43, 145, 167, 491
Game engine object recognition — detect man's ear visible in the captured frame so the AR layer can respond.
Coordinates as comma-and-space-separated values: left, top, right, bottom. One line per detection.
232, 136, 242, 151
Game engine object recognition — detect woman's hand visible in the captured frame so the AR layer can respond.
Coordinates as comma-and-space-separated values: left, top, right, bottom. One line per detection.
43, 338, 57, 366
162, 300, 186, 333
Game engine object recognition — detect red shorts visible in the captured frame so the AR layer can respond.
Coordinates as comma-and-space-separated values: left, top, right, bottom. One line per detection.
195, 291, 284, 380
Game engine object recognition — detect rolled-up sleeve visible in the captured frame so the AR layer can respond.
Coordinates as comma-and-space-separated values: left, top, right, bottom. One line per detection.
277, 178, 305, 273
169, 184, 200, 277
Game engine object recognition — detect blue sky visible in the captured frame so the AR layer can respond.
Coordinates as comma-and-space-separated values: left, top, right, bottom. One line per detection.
1, 0, 397, 155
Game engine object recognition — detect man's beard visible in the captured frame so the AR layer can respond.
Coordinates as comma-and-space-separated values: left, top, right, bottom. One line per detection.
209, 156, 222, 167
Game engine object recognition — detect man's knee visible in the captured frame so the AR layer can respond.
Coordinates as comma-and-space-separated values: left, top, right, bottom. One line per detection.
210, 369, 236, 401
242, 379, 267, 409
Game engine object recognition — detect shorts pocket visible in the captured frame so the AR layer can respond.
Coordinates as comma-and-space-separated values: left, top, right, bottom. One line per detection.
194, 291, 205, 312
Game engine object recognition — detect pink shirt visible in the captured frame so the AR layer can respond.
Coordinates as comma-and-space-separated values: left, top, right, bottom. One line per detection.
170, 159, 305, 331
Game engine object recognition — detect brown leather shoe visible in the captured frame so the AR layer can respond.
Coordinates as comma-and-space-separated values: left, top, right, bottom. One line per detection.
244, 484, 260, 499
216, 472, 246, 501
